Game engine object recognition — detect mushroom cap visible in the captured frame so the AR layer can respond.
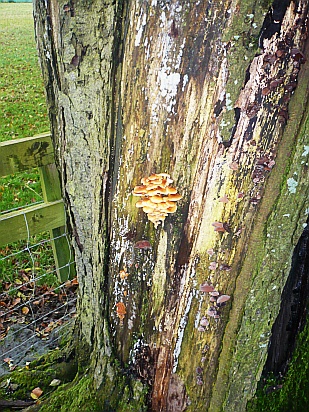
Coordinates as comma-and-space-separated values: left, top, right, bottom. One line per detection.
200, 283, 215, 293
156, 186, 168, 194
217, 294, 231, 304
148, 173, 161, 180
148, 211, 168, 218
151, 195, 165, 203
143, 206, 158, 213
157, 172, 171, 178
207, 307, 217, 317
135, 199, 144, 208
133, 185, 148, 195
167, 193, 182, 201
209, 291, 219, 297
166, 186, 178, 194
200, 317, 209, 327
141, 197, 156, 205
166, 204, 177, 213
198, 326, 206, 332
146, 183, 159, 190
141, 177, 149, 185
134, 240, 152, 250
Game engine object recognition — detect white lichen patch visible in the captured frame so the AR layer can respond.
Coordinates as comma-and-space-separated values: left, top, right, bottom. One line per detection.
158, 71, 181, 101
194, 291, 204, 329
135, 11, 147, 47
226, 92, 233, 111
287, 177, 298, 193
302, 145, 309, 157
147, 8, 186, 135
172, 290, 194, 373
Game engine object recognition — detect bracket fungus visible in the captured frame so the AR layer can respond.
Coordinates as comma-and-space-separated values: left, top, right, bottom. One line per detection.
133, 173, 182, 228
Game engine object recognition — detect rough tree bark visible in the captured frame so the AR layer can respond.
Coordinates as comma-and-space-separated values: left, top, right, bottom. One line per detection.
33, 0, 309, 411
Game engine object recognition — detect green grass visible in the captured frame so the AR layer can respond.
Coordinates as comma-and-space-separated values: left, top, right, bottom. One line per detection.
0, 2, 49, 211
0, 3, 57, 289
0, 3, 48, 142
0, 234, 58, 292
0, 170, 43, 211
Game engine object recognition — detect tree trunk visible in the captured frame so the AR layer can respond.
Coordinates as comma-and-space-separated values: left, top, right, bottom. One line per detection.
33, 0, 309, 410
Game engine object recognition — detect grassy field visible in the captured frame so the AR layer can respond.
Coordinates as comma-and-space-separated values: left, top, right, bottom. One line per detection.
0, 3, 48, 212
0, 3, 48, 142
0, 3, 57, 290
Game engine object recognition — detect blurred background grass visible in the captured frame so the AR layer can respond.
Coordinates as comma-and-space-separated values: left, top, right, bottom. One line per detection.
0, 3, 48, 142
0, 3, 57, 290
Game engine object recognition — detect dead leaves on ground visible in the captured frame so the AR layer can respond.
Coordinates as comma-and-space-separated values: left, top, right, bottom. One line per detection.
0, 278, 78, 341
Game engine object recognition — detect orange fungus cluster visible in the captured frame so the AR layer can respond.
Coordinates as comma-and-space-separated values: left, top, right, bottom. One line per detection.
116, 302, 126, 324
133, 173, 182, 228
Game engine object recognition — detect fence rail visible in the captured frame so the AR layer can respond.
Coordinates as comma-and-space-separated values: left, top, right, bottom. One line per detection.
0, 133, 75, 282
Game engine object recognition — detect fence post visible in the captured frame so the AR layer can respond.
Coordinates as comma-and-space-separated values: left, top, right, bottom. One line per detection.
39, 164, 75, 282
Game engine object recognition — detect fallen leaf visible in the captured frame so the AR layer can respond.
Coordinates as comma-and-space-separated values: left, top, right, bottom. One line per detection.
10, 383, 19, 391
31, 387, 43, 399
22, 306, 29, 315
11, 298, 21, 307
49, 379, 61, 387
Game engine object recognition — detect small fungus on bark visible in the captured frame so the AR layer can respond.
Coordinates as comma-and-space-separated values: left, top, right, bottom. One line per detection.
200, 283, 215, 293
207, 307, 218, 317
206, 248, 215, 256
133, 173, 182, 228
200, 317, 210, 327
212, 221, 226, 232
134, 240, 152, 250
116, 302, 127, 325
209, 261, 218, 270
119, 269, 129, 280
219, 194, 229, 203
217, 294, 231, 304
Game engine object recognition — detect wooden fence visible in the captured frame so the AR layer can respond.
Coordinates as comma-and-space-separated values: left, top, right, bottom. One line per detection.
0, 132, 75, 281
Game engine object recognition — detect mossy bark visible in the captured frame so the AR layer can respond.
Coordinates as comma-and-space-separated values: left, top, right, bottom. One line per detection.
33, 0, 309, 411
